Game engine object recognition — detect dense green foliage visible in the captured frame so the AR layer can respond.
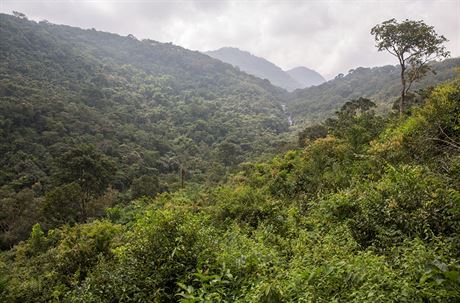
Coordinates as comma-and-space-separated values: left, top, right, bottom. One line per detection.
2, 77, 458, 302
0, 14, 292, 247
289, 57, 460, 125
1, 13, 459, 301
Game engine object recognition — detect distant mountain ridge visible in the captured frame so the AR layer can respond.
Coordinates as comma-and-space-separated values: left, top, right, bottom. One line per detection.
204, 47, 325, 91
286, 66, 326, 88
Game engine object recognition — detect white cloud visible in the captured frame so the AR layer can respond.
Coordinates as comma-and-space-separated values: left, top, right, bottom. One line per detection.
1, 0, 458, 79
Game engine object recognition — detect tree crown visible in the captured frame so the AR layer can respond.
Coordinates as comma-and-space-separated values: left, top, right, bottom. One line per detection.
371, 18, 449, 67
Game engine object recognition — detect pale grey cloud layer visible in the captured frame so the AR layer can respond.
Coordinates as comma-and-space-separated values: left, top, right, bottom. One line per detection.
1, 0, 459, 79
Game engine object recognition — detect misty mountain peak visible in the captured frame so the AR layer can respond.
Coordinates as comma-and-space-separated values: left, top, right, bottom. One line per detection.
286, 66, 326, 88
205, 47, 324, 91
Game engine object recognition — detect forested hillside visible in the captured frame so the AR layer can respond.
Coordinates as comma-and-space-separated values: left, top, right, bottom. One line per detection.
0, 13, 292, 248
1, 77, 459, 302
289, 57, 460, 125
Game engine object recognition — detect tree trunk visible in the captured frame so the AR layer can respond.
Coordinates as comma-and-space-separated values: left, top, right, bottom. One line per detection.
80, 192, 88, 223
181, 167, 185, 188
400, 66, 406, 117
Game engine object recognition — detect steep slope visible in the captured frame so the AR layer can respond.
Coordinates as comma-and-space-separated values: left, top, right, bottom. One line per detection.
0, 13, 294, 246
205, 47, 301, 91
286, 66, 326, 87
0, 14, 291, 189
288, 58, 460, 125
2, 78, 459, 302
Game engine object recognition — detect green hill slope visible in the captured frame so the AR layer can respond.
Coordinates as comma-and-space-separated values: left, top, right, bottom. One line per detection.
1, 77, 459, 302
289, 58, 460, 125
0, 13, 294, 247
0, 14, 290, 191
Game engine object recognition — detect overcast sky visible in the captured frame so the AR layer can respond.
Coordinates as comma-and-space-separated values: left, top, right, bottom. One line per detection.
1, 0, 459, 79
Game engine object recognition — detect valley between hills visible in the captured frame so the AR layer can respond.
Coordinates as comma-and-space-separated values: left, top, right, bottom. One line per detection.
1, 12, 459, 302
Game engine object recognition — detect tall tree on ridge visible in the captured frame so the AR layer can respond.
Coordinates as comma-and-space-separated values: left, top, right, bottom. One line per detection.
371, 19, 449, 116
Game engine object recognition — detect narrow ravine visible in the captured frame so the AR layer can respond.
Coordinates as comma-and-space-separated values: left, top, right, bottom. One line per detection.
282, 104, 293, 126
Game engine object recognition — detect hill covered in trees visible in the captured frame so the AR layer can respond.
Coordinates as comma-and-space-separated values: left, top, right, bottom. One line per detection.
0, 13, 293, 248
1, 76, 459, 302
205, 47, 325, 91
288, 57, 460, 125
